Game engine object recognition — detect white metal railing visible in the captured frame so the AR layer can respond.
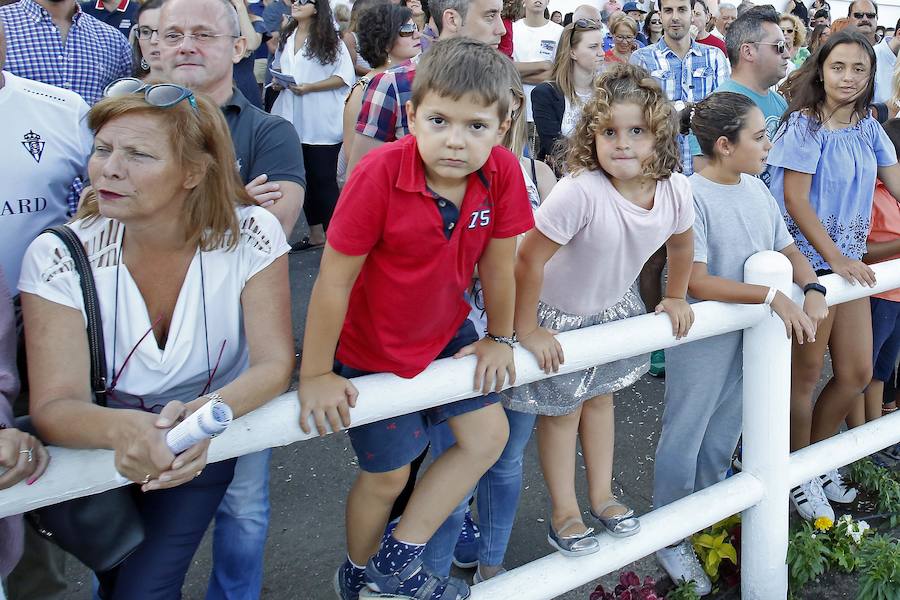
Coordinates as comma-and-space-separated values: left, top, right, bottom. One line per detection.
2, 252, 900, 600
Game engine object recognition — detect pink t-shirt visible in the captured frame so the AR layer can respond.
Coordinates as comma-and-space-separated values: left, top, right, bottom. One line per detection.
535, 169, 695, 315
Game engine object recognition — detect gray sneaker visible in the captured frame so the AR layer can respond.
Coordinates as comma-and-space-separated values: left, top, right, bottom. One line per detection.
655, 540, 712, 596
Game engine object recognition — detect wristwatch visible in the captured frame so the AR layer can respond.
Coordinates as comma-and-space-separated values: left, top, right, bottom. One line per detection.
803, 282, 827, 297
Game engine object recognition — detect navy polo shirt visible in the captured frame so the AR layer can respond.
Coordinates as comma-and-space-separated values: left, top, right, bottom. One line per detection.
221, 89, 307, 190
80, 0, 139, 39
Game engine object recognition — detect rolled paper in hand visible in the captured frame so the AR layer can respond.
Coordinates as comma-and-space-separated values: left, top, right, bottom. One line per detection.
165, 399, 232, 454
115, 399, 233, 484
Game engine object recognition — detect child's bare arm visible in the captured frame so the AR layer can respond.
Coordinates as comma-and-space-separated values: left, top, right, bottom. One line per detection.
513, 229, 564, 373
658, 229, 695, 339
455, 237, 518, 394
864, 238, 900, 263
782, 243, 828, 334
298, 245, 367, 436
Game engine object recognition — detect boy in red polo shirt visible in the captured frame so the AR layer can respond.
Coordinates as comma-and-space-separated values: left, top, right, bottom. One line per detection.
297, 39, 534, 600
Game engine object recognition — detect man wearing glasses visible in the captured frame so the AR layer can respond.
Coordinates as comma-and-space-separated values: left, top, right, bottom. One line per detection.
848, 0, 878, 45
157, 1, 306, 599
79, 0, 139, 40
718, 6, 789, 142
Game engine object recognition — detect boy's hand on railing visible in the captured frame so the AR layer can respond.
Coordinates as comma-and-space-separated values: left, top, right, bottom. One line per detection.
770, 292, 816, 343
0, 428, 50, 489
655, 297, 694, 340
801, 290, 828, 333
454, 338, 516, 394
298, 373, 359, 437
517, 327, 564, 374
829, 256, 877, 287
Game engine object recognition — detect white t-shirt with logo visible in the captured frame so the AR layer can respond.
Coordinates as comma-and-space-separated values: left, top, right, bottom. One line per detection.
0, 72, 92, 292
513, 20, 564, 122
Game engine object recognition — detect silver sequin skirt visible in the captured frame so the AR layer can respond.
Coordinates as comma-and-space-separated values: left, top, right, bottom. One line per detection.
504, 286, 650, 416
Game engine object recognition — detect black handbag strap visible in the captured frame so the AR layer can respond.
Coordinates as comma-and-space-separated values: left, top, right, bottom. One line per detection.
42, 225, 108, 407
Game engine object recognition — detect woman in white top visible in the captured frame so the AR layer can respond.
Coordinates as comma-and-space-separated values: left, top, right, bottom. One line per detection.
19, 87, 294, 599
272, 0, 355, 250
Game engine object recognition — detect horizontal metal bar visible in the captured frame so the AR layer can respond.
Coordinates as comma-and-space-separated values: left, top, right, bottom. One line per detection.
470, 473, 764, 600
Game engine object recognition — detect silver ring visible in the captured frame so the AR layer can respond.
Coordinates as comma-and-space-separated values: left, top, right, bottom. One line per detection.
19, 448, 33, 463
142, 474, 152, 485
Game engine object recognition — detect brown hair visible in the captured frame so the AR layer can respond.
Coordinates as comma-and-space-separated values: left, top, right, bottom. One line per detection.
565, 63, 680, 179
77, 92, 254, 251
411, 38, 511, 121
550, 21, 603, 103
500, 58, 527, 157
679, 92, 758, 157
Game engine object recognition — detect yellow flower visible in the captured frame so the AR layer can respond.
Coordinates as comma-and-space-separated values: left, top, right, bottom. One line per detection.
814, 516, 833, 531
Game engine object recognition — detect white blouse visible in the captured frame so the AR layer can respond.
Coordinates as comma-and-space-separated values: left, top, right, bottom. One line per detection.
271, 35, 355, 145
18, 206, 289, 411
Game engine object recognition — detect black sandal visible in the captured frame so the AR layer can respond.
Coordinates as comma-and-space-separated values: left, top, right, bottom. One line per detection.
289, 236, 325, 253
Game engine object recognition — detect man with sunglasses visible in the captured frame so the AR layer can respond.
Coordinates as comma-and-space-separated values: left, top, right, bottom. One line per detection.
156, 1, 305, 599
848, 0, 878, 44
873, 15, 900, 103
718, 6, 789, 141
79, 0, 139, 39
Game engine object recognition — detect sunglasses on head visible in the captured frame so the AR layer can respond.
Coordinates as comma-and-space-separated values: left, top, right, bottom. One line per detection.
852, 11, 876, 19
292, 0, 316, 5
756, 40, 787, 54
104, 78, 198, 112
570, 18, 600, 43
398, 22, 418, 36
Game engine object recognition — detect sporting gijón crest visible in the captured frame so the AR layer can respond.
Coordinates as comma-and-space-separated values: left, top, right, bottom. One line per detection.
22, 130, 45, 164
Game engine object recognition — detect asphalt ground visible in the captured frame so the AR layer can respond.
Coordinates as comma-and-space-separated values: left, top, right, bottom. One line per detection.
56, 237, 855, 600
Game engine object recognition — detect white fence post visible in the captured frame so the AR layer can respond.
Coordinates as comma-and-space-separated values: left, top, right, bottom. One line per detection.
741, 250, 794, 600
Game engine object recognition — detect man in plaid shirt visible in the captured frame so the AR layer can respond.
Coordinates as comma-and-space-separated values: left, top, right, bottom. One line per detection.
0, 0, 132, 107
344, 0, 508, 176
630, 0, 729, 176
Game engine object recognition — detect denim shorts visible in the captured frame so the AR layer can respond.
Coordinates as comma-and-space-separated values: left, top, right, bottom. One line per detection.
871, 297, 900, 381
337, 319, 501, 473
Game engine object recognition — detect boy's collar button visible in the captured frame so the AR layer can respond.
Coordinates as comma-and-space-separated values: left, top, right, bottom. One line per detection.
438, 199, 447, 207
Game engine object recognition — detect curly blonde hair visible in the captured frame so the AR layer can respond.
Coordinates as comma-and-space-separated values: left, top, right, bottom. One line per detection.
565, 63, 681, 179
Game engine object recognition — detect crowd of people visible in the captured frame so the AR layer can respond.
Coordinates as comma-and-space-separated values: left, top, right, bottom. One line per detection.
0, 0, 899, 598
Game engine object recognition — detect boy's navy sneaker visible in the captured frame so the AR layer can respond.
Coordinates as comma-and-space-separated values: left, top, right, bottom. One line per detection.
335, 559, 368, 600
360, 556, 471, 599
452, 509, 480, 568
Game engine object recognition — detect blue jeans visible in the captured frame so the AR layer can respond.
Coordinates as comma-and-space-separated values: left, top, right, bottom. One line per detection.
421, 408, 536, 576
205, 449, 271, 600
97, 459, 236, 600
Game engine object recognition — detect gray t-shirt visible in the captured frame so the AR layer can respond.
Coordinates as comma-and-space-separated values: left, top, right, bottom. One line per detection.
690, 172, 794, 283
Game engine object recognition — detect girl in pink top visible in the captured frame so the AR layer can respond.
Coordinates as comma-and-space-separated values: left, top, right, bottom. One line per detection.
510, 63, 696, 556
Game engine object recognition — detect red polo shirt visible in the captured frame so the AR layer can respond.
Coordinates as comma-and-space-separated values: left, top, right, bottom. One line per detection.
328, 135, 534, 378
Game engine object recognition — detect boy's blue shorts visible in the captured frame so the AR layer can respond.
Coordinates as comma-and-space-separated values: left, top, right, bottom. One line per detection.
336, 319, 502, 473
871, 297, 900, 382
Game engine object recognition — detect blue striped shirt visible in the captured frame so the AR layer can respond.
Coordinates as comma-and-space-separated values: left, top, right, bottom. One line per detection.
630, 38, 729, 174
0, 0, 132, 106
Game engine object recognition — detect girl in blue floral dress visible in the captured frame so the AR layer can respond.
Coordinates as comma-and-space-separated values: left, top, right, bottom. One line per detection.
768, 30, 900, 522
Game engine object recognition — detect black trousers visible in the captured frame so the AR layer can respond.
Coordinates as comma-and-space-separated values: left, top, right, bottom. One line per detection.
301, 143, 342, 230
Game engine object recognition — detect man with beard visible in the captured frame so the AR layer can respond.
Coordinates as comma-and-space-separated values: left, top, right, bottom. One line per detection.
0, 0, 132, 105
